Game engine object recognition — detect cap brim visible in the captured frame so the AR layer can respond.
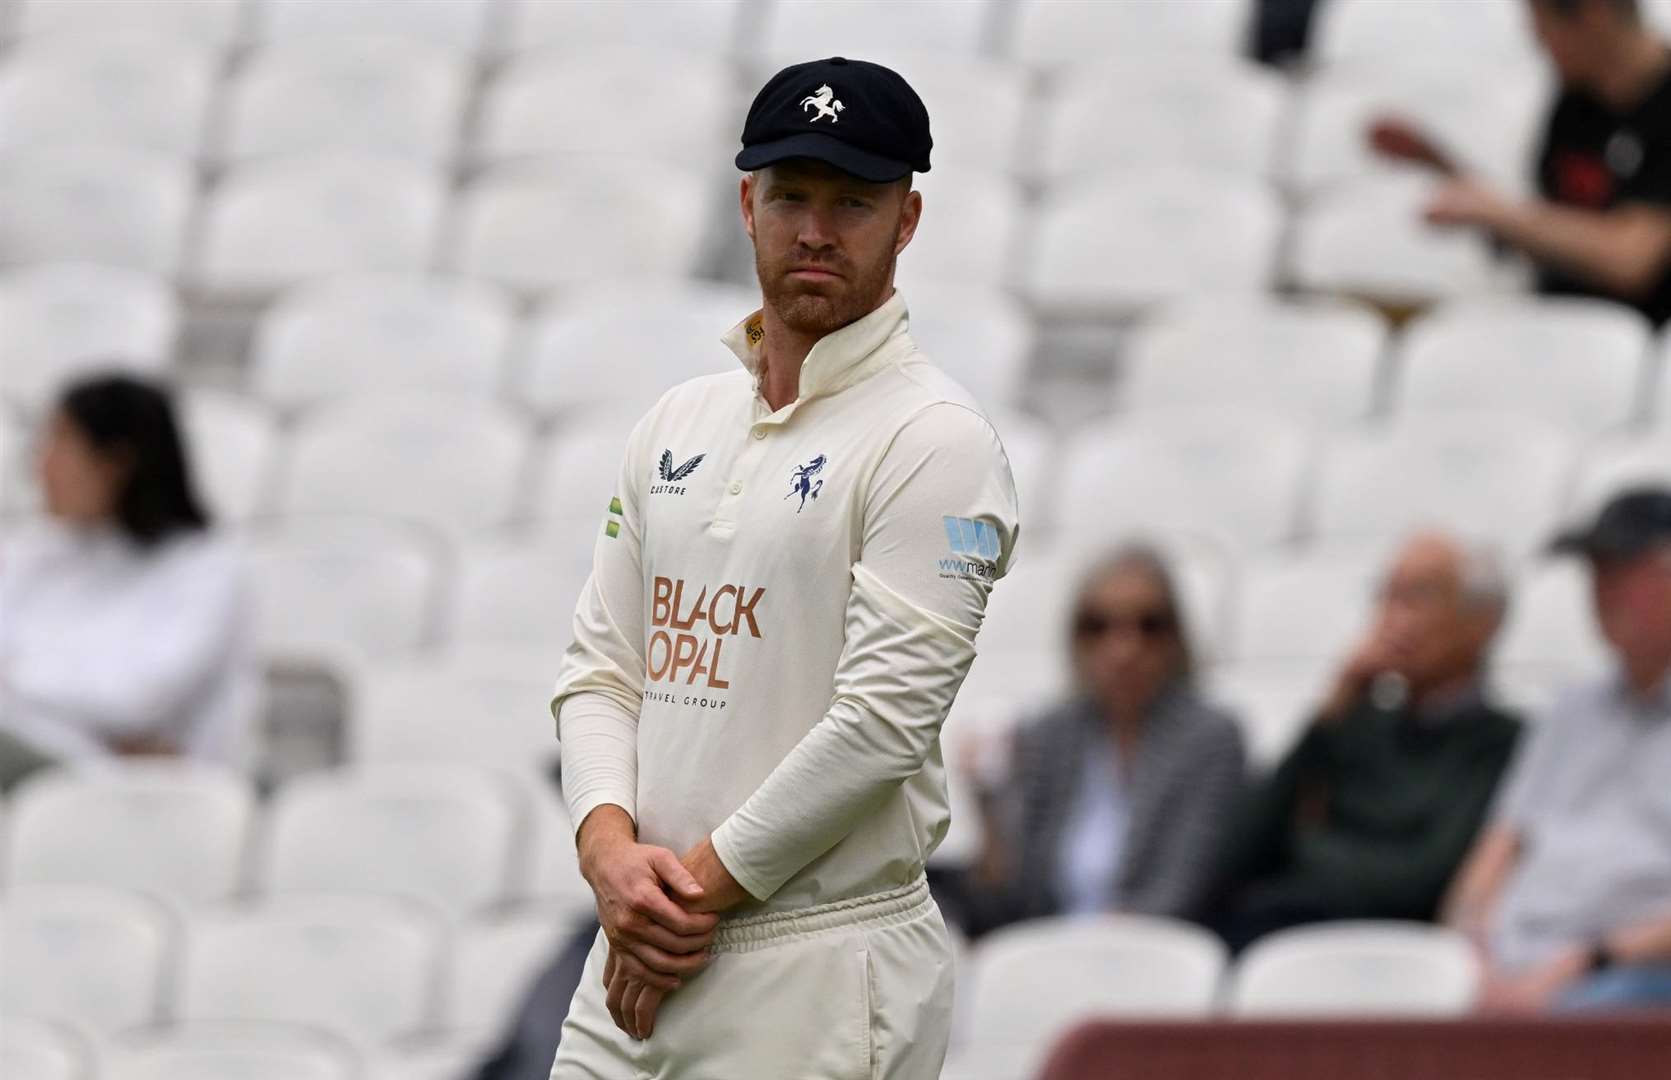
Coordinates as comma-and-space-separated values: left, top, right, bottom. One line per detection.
736, 131, 911, 183
1546, 526, 1649, 560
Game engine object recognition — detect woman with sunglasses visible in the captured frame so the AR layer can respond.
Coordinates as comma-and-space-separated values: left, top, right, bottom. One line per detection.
957, 543, 1246, 936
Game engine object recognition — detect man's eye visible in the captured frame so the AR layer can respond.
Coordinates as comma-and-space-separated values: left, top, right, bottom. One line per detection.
839, 197, 870, 209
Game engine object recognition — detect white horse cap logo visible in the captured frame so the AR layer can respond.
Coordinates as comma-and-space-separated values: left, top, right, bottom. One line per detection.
735, 57, 933, 183
800, 84, 845, 123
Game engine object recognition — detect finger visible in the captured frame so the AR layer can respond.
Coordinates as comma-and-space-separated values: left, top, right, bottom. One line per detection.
605, 965, 628, 1033
602, 944, 617, 990
634, 985, 666, 1040
620, 979, 645, 1039
647, 847, 705, 901
631, 886, 720, 938
627, 920, 716, 956
621, 938, 711, 978
615, 948, 683, 992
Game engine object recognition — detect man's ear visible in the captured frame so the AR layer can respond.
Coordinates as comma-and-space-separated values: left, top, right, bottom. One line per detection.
739, 175, 756, 242
894, 188, 923, 256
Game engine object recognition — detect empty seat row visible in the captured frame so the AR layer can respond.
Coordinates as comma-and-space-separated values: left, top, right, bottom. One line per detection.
0, 761, 586, 918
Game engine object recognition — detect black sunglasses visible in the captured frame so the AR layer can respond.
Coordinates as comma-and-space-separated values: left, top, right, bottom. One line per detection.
1074, 608, 1176, 641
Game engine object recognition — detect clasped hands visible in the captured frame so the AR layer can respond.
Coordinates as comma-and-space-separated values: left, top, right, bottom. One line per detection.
577, 807, 751, 1041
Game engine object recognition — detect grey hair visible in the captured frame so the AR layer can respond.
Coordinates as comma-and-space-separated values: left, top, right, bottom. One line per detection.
1070, 540, 1196, 681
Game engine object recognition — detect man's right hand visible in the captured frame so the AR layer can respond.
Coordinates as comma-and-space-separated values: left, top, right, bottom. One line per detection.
576, 805, 719, 990
1320, 635, 1395, 723
1366, 115, 1459, 176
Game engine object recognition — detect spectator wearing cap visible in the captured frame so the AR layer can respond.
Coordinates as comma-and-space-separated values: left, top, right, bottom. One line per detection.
1373, 0, 1671, 322
1206, 533, 1524, 952
1446, 487, 1671, 1012
0, 372, 257, 789
949, 543, 1246, 937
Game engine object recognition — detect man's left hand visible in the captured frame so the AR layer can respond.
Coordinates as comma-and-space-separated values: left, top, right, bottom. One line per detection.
1425, 178, 1513, 231
1477, 949, 1588, 1014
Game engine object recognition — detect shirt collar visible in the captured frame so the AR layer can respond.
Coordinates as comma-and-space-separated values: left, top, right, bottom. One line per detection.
721, 290, 913, 406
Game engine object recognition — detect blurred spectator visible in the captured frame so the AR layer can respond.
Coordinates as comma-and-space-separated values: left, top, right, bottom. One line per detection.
1208, 533, 1523, 952
1446, 487, 1671, 1012
1372, 0, 1671, 322
0, 372, 255, 789
951, 544, 1246, 936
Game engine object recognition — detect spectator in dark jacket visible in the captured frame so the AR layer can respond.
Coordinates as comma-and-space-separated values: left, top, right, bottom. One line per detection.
956, 543, 1246, 936
1208, 532, 1523, 952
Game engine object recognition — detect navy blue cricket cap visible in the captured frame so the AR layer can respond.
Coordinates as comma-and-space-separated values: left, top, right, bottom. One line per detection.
1549, 485, 1671, 560
736, 57, 932, 183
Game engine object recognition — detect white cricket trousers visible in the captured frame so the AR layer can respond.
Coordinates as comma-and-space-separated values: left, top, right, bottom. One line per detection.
549, 876, 954, 1079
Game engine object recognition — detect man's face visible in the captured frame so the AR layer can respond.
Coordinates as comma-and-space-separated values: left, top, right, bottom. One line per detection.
1370, 535, 1499, 692
1592, 546, 1671, 660
740, 160, 921, 337
1528, 0, 1614, 85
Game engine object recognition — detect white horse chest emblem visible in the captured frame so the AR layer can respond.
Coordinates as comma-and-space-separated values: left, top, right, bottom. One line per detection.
800, 84, 845, 123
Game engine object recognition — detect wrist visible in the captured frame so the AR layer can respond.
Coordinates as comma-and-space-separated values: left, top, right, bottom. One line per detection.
576, 804, 636, 881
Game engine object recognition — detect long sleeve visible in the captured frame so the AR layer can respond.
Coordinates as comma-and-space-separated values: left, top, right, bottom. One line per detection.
2, 533, 247, 741
710, 403, 1020, 901
1121, 715, 1248, 919
550, 420, 650, 834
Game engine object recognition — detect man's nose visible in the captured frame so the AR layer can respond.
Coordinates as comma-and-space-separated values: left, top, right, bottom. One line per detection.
796, 207, 838, 250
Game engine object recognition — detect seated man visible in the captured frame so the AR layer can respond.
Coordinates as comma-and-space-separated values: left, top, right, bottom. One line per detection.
1373, 0, 1671, 323
1208, 533, 1524, 952
1446, 487, 1671, 1011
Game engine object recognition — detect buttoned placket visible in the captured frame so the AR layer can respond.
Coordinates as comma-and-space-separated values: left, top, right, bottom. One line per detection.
710, 383, 797, 537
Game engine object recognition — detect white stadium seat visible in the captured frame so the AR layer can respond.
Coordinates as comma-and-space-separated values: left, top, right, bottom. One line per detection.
897, 284, 1035, 413
1038, 60, 1289, 182
1312, 0, 1539, 75
1206, 660, 1331, 769
1, 886, 174, 1036
1310, 412, 1575, 556
1228, 551, 1383, 665
179, 388, 280, 524
1122, 296, 1386, 429
1, 412, 38, 517
15, 0, 247, 46
514, 280, 752, 417
1498, 561, 1612, 679
448, 164, 713, 295
195, 154, 445, 295
1289, 65, 1547, 197
0, 1016, 92, 1080
450, 538, 596, 651
502, 0, 744, 56
0, 32, 217, 157
986, 410, 1052, 535
179, 894, 443, 1046
1570, 433, 1671, 520
955, 916, 1226, 1080
531, 416, 639, 561
521, 776, 596, 917
104, 1024, 360, 1080
366, 1041, 488, 1080
855, 55, 1028, 176
220, 38, 468, 166
479, 49, 734, 167
896, 171, 1024, 291
259, 765, 524, 917
443, 906, 576, 1044
349, 651, 561, 773
251, 275, 515, 409
6, 762, 254, 906
760, 0, 998, 59
1292, 173, 1510, 308
244, 515, 447, 664
1229, 922, 1480, 1016
1653, 0, 1671, 35
1659, 331, 1671, 427
0, 145, 194, 275
275, 393, 533, 541
0, 262, 178, 412
1025, 169, 1281, 315
254, 0, 496, 54
1012, 0, 1252, 67
1394, 298, 1652, 435
1057, 407, 1311, 555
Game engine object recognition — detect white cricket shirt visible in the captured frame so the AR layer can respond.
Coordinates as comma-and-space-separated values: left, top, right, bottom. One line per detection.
550, 291, 1020, 911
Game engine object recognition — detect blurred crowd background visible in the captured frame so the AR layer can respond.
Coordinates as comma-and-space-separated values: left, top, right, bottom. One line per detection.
2, 1, 1671, 1079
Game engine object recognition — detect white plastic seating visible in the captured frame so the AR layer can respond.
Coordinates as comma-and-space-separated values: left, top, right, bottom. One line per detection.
0, 145, 194, 275
0, 262, 178, 412
0, 885, 175, 1036
1228, 921, 1481, 1016
5, 762, 254, 907
258, 764, 525, 918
